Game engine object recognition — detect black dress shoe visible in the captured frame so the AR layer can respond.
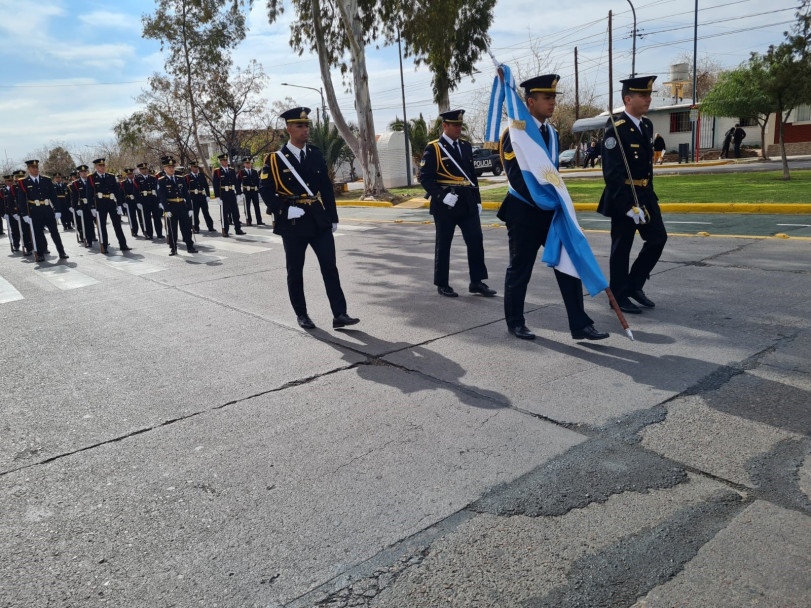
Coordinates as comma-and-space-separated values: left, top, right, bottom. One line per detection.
207, 227, 216, 232
333, 313, 360, 328
437, 285, 458, 297
614, 297, 642, 314
297, 314, 315, 329
246, 220, 252, 226
257, 221, 266, 226
59, 252, 69, 260
628, 289, 655, 308
572, 324, 609, 340
169, 249, 177, 256
120, 245, 132, 251
508, 325, 535, 340
187, 246, 198, 253
469, 281, 497, 297
235, 229, 246, 235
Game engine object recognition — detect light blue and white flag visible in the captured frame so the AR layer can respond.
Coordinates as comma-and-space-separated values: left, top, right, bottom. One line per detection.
485, 63, 608, 297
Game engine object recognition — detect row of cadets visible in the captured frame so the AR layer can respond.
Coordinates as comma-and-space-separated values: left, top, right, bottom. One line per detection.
2, 171, 34, 254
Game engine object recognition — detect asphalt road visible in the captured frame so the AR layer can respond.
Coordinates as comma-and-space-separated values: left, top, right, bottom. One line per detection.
1, 207, 809, 608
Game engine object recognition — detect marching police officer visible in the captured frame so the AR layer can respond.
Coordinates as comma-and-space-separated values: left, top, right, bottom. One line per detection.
134, 162, 163, 240
69, 165, 95, 247
239, 157, 264, 226
259, 107, 359, 330
16, 159, 69, 261
419, 109, 495, 299
186, 161, 215, 233
213, 153, 245, 236
9, 170, 34, 254
2, 174, 22, 251
498, 75, 608, 341
52, 173, 73, 231
157, 155, 197, 256
598, 75, 667, 314
87, 158, 131, 254
119, 168, 140, 237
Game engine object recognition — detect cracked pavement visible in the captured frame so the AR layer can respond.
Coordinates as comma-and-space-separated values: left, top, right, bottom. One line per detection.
1, 211, 809, 607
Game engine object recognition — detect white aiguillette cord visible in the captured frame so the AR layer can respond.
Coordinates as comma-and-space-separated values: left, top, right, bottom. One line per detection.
275, 150, 314, 197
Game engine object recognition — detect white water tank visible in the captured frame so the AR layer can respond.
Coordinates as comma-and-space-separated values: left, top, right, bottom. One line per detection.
376, 131, 413, 189
669, 63, 690, 83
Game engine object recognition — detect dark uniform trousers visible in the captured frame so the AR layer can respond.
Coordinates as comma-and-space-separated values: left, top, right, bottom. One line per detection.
28, 205, 66, 255
501, 196, 592, 331
222, 190, 241, 231
135, 176, 163, 239
71, 183, 95, 245
165, 203, 194, 251
95, 199, 127, 247
54, 192, 72, 229
191, 194, 214, 231
608, 198, 667, 295
282, 216, 346, 317
433, 207, 487, 287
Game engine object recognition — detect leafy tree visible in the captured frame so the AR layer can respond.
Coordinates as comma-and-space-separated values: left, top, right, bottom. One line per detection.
699, 65, 775, 160
41, 146, 75, 177
753, 0, 811, 178
142, 0, 252, 176
307, 115, 350, 182
266, 0, 386, 197
388, 114, 433, 164
384, 0, 496, 112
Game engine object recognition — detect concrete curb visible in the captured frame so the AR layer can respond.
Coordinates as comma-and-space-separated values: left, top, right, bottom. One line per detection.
337, 200, 811, 214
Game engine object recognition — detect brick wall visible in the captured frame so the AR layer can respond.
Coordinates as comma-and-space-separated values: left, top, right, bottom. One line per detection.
766, 142, 811, 157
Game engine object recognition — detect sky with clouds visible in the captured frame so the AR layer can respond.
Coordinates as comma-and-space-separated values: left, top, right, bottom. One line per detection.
0, 0, 800, 166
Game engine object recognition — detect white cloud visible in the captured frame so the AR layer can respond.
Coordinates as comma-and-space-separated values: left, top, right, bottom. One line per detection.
78, 10, 135, 29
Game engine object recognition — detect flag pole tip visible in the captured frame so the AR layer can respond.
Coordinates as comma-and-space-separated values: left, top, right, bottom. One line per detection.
625, 329, 634, 341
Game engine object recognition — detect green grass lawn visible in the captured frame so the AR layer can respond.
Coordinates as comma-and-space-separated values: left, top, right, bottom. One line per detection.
368, 170, 811, 204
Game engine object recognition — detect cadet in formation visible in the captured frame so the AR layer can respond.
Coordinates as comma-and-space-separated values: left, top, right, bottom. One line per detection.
15, 159, 69, 261
87, 158, 131, 254
419, 109, 496, 299
52, 172, 73, 231
498, 75, 607, 341
2, 173, 33, 253
157, 155, 197, 256
259, 106, 359, 330
186, 160, 215, 233
598, 75, 668, 314
69, 165, 96, 248
213, 153, 245, 237
134, 163, 163, 240
239, 156, 264, 226
119, 168, 141, 237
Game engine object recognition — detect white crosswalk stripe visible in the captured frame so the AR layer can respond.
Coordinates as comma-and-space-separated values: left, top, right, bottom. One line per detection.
0, 275, 24, 303
35, 264, 100, 290
195, 239, 270, 254
97, 254, 164, 275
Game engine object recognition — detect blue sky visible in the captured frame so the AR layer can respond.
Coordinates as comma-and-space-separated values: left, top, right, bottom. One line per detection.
0, 0, 800, 166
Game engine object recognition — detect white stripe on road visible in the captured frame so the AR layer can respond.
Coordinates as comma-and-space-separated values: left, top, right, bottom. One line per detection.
334, 224, 373, 232
0, 276, 24, 303
233, 234, 283, 244
197, 239, 270, 254
175, 251, 225, 264
35, 265, 100, 290
777, 224, 811, 227
97, 254, 164, 275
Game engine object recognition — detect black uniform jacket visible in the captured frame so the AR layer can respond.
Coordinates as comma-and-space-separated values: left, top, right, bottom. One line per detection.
597, 112, 658, 218
186, 172, 211, 198
87, 172, 123, 207
258, 144, 338, 237
212, 166, 240, 197
16, 175, 57, 214
239, 167, 260, 192
158, 174, 191, 207
134, 172, 159, 201
419, 137, 481, 218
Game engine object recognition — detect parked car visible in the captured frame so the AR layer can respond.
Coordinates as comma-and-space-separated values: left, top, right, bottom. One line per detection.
558, 149, 577, 168
471, 146, 503, 176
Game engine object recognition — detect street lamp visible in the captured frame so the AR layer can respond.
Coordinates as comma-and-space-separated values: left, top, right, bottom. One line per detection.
626, 0, 637, 78
280, 82, 326, 126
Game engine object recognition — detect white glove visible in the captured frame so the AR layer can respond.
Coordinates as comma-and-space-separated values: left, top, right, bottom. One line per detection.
137, 203, 143, 211
55, 212, 62, 219
24, 216, 32, 225
477, 204, 482, 215
287, 206, 305, 219
188, 210, 193, 217
68, 207, 74, 212
13, 213, 19, 220
165, 211, 172, 218
442, 192, 458, 207
2, 214, 8, 220
159, 203, 164, 210
117, 206, 123, 215
91, 209, 98, 218
332, 223, 338, 233
77, 209, 83, 217
626, 207, 643, 224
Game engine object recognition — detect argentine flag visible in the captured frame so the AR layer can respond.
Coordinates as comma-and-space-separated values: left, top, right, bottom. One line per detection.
485, 64, 608, 297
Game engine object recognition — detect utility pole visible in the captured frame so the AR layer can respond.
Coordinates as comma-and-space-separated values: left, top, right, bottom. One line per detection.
626, 0, 637, 77
397, 27, 411, 186
608, 11, 613, 114
575, 46, 581, 166
691, 0, 699, 162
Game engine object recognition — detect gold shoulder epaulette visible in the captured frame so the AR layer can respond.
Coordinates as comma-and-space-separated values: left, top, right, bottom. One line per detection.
613, 119, 626, 127
157, 175, 166, 180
